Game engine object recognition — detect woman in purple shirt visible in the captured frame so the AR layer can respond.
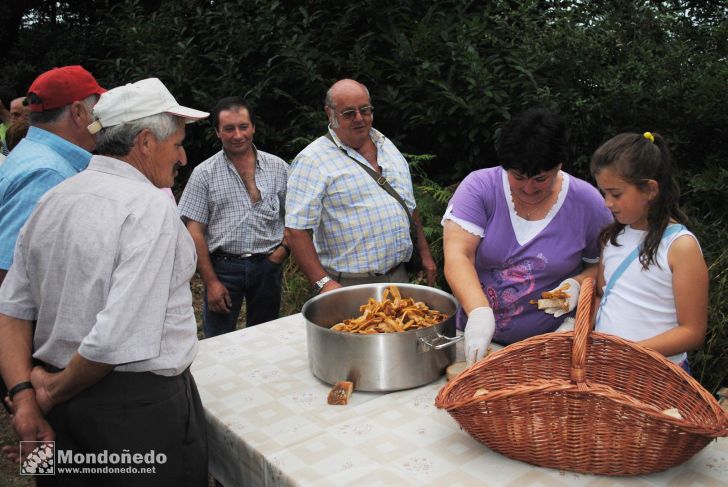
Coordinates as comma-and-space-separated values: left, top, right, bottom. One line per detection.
443, 108, 612, 366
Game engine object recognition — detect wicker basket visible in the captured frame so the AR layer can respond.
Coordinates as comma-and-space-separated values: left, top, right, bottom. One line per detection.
435, 278, 728, 476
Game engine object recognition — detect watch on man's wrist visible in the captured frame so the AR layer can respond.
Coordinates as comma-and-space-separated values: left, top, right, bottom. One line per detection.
314, 275, 332, 291
7, 381, 34, 399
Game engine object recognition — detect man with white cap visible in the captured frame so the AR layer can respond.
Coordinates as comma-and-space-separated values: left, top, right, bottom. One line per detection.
0, 78, 209, 486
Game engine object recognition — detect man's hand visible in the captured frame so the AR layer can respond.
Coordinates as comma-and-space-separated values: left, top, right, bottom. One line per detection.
267, 245, 289, 265
206, 279, 232, 313
543, 278, 580, 318
6, 389, 55, 445
30, 366, 57, 414
320, 279, 343, 294
464, 307, 496, 367
419, 252, 437, 287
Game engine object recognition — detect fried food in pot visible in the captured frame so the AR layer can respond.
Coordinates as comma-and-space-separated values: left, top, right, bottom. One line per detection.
330, 285, 448, 334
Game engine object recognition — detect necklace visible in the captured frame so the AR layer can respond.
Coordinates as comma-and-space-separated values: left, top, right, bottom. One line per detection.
512, 191, 557, 220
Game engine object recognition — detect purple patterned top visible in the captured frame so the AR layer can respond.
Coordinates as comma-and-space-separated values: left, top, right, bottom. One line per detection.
446, 166, 612, 344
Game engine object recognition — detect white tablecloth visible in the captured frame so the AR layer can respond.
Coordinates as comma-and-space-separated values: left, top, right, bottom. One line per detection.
190, 314, 728, 486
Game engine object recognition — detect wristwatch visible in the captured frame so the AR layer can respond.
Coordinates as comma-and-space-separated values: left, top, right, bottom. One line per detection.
315, 275, 332, 291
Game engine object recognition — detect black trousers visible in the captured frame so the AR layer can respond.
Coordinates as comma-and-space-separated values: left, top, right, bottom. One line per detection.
37, 368, 207, 487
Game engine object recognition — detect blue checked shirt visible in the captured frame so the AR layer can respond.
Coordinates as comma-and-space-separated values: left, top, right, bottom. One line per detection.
0, 127, 91, 270
178, 147, 288, 255
286, 127, 415, 273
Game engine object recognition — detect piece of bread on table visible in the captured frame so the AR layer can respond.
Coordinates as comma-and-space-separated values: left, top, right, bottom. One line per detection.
446, 346, 495, 381
327, 381, 354, 405
446, 361, 467, 381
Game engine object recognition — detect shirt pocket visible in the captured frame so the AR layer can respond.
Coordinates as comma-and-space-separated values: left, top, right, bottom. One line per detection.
253, 189, 282, 224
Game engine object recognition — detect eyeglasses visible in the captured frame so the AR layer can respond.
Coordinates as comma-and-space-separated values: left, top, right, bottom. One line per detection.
338, 105, 374, 120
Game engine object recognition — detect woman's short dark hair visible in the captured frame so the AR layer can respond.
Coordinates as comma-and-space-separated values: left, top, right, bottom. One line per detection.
497, 107, 569, 177
210, 96, 255, 130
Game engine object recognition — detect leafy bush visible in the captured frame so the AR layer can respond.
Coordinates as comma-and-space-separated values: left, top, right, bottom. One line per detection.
2, 0, 727, 392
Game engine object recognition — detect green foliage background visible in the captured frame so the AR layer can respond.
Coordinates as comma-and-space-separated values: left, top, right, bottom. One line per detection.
1, 0, 726, 392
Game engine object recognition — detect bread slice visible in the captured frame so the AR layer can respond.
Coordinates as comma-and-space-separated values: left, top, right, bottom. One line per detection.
446, 346, 496, 381
535, 298, 568, 311
662, 407, 683, 419
446, 361, 467, 381
473, 388, 489, 398
327, 381, 354, 405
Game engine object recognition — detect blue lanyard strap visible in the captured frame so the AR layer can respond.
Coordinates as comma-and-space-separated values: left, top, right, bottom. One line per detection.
596, 224, 685, 326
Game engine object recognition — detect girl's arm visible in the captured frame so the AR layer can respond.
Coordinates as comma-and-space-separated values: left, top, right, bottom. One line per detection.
571, 262, 599, 285
637, 235, 708, 356
443, 220, 490, 314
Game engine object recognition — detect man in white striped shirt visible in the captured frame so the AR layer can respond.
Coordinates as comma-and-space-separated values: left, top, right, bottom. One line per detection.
286, 79, 437, 293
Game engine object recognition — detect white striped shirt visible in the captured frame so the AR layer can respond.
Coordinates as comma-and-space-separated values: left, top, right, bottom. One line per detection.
0, 155, 198, 375
285, 127, 415, 273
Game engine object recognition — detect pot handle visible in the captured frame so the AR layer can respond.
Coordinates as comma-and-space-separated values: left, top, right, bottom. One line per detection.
418, 333, 463, 352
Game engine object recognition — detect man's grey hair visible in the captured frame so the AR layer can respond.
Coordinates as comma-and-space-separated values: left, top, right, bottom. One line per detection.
28, 94, 98, 126
327, 109, 340, 129
95, 112, 182, 157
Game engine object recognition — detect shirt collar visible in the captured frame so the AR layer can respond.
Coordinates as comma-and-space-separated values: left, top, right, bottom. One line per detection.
326, 126, 385, 150
86, 154, 159, 186
222, 144, 261, 169
25, 126, 92, 172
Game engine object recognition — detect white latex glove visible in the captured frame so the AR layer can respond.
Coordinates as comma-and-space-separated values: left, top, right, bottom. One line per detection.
464, 306, 496, 367
544, 278, 580, 318
555, 317, 575, 332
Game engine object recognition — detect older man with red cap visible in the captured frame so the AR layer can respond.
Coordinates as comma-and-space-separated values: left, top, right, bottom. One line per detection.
0, 65, 106, 288
0, 78, 209, 486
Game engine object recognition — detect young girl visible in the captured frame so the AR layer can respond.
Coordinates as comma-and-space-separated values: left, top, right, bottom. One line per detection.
591, 132, 708, 373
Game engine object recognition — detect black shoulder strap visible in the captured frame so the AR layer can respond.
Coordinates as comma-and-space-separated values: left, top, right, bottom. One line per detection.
324, 132, 415, 231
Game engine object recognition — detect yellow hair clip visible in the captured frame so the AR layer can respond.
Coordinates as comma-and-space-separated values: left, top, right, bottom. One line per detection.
643, 132, 655, 143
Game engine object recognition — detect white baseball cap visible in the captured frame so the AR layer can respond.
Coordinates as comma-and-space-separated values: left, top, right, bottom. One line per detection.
88, 78, 209, 134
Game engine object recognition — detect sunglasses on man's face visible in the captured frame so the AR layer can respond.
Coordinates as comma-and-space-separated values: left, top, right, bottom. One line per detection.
338, 105, 374, 120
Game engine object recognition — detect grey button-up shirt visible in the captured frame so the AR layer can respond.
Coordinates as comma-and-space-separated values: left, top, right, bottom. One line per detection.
178, 147, 289, 255
0, 155, 198, 376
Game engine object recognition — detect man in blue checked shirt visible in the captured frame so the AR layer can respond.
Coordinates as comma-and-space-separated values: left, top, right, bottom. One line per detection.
179, 97, 290, 337
0, 65, 106, 288
286, 79, 436, 294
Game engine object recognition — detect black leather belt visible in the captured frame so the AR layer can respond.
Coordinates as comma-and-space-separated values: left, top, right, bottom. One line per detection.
211, 251, 269, 260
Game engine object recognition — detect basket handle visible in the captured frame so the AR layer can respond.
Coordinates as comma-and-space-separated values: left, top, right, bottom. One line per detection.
570, 277, 595, 385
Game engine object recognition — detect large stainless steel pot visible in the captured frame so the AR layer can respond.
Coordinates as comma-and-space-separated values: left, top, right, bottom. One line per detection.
303, 283, 461, 391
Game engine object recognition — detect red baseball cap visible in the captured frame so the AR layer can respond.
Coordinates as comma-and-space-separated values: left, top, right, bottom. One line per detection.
26, 65, 106, 112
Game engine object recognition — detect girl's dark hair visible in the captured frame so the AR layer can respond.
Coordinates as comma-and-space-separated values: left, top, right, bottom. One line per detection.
497, 107, 569, 177
590, 132, 688, 269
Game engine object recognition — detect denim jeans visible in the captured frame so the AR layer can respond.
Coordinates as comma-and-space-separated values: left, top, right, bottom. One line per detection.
203, 254, 283, 337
